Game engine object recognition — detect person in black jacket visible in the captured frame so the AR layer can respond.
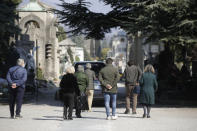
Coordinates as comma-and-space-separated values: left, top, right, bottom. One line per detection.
60, 66, 80, 120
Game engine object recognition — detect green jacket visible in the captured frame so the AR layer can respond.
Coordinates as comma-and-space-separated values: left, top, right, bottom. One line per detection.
139, 72, 158, 105
99, 64, 120, 93
75, 71, 89, 93
85, 69, 96, 90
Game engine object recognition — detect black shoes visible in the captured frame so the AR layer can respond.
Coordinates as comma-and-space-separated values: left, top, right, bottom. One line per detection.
63, 116, 73, 120
142, 114, 150, 118
15, 115, 23, 119
124, 110, 130, 114
68, 117, 73, 120
10, 114, 22, 119
124, 110, 137, 114
64, 117, 73, 120
63, 114, 67, 119
76, 115, 82, 118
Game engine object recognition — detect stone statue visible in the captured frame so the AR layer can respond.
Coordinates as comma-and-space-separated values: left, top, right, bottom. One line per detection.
14, 47, 36, 87
26, 53, 35, 72
25, 53, 36, 87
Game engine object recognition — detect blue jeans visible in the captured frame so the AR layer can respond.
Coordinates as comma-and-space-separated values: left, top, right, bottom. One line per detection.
104, 93, 117, 117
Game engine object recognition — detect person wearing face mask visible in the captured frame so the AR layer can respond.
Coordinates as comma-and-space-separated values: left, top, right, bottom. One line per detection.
6, 58, 27, 119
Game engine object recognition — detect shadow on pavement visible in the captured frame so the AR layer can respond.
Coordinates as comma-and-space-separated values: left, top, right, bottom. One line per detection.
118, 115, 142, 119
92, 110, 105, 113
0, 117, 11, 119
53, 110, 63, 112
43, 116, 62, 119
32, 118, 63, 121
82, 116, 105, 120
33, 116, 105, 121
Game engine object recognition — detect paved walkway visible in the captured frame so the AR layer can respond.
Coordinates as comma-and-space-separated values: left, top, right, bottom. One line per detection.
1, 98, 197, 131
0, 86, 197, 131
0, 104, 197, 131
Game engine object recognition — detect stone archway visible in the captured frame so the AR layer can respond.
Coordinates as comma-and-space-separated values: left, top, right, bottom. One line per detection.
19, 14, 45, 30
19, 14, 45, 69
19, 14, 44, 42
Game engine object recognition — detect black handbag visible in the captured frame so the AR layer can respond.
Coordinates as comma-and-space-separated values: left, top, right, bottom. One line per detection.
76, 94, 89, 110
133, 85, 140, 94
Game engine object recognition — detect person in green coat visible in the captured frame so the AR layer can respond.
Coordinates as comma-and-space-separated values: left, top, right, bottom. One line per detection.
139, 64, 158, 118
75, 65, 89, 118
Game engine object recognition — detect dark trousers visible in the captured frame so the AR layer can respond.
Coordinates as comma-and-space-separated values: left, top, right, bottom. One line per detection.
63, 93, 74, 119
75, 96, 81, 117
141, 103, 151, 116
75, 92, 88, 117
9, 87, 25, 117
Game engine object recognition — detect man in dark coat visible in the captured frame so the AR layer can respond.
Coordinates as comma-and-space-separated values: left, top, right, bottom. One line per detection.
123, 60, 142, 114
85, 63, 96, 112
6, 58, 27, 119
99, 58, 120, 120
75, 65, 89, 118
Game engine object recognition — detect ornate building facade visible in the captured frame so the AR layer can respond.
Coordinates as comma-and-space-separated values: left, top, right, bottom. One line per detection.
17, 0, 59, 80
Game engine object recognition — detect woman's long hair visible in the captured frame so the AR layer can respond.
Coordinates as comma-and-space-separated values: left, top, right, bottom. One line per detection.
144, 64, 155, 73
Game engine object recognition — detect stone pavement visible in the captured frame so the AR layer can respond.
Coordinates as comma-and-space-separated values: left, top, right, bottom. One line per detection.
0, 85, 197, 131
0, 103, 197, 131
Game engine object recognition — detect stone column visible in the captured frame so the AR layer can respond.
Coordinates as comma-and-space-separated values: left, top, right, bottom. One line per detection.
54, 37, 60, 79
45, 41, 53, 80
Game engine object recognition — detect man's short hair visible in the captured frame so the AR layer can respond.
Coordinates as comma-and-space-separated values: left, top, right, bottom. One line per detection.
17, 58, 25, 67
86, 63, 91, 69
106, 58, 113, 64
128, 60, 134, 66
77, 65, 84, 72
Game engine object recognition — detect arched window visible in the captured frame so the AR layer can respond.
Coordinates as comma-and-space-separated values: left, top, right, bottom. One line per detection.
25, 20, 40, 28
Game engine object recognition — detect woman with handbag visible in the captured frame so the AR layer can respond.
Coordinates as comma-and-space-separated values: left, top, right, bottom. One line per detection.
74, 65, 89, 118
60, 66, 80, 120
139, 64, 158, 118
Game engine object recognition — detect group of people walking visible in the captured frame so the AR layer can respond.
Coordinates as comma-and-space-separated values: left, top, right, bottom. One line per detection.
60, 63, 97, 120
123, 60, 158, 118
59, 58, 158, 120
6, 58, 157, 120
